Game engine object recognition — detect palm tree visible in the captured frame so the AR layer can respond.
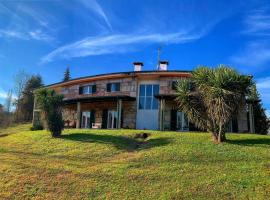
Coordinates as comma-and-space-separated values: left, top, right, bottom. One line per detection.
175, 66, 251, 143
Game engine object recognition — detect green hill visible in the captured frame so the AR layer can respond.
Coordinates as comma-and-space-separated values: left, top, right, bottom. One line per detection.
0, 124, 269, 199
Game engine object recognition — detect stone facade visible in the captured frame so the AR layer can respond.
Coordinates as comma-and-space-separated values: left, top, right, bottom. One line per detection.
34, 70, 252, 132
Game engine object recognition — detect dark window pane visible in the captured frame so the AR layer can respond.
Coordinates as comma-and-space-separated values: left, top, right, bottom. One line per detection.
92, 85, 96, 93
115, 83, 120, 91
152, 98, 158, 109
146, 85, 152, 96
89, 86, 92, 94
139, 85, 145, 96
79, 86, 83, 94
172, 81, 177, 90
139, 97, 145, 109
106, 83, 111, 92
145, 97, 152, 109
153, 85, 159, 95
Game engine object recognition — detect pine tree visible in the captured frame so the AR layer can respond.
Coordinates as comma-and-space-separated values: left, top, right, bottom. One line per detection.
248, 84, 270, 135
63, 67, 71, 82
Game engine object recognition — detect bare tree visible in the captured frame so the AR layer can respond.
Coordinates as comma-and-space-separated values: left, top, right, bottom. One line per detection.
13, 70, 29, 121
4, 89, 13, 113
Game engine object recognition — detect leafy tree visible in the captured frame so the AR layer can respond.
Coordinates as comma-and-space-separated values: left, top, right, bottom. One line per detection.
63, 67, 71, 82
247, 84, 270, 134
175, 66, 252, 143
20, 75, 43, 121
36, 88, 64, 137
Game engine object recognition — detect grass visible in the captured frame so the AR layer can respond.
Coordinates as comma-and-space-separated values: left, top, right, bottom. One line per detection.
0, 124, 269, 199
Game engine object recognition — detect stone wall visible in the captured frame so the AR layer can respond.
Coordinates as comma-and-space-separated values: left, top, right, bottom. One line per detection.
60, 77, 137, 100
62, 100, 136, 129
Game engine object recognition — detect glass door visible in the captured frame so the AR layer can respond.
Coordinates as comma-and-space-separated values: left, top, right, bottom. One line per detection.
107, 110, 118, 129
177, 111, 189, 131
81, 111, 91, 128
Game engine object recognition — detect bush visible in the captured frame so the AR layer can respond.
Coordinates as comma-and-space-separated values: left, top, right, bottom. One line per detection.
30, 123, 43, 131
36, 88, 64, 137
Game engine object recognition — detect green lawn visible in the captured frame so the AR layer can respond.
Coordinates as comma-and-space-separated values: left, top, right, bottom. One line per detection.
0, 124, 269, 199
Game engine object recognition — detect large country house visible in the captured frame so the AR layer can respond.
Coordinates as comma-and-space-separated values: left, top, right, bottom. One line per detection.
33, 61, 255, 133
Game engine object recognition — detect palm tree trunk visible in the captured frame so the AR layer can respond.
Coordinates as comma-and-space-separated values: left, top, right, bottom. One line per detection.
218, 123, 226, 143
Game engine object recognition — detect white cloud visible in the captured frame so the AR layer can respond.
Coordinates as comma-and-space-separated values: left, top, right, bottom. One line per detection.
243, 7, 270, 36
78, 0, 112, 30
256, 76, 270, 89
230, 41, 270, 67
40, 31, 204, 64
28, 29, 54, 42
0, 29, 27, 40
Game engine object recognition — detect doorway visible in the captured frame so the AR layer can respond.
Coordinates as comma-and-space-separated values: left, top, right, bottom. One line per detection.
177, 111, 189, 131
107, 110, 118, 129
81, 111, 91, 128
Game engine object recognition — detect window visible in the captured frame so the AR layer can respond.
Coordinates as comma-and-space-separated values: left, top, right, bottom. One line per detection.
79, 85, 96, 94
139, 84, 159, 110
107, 82, 120, 92
172, 81, 177, 90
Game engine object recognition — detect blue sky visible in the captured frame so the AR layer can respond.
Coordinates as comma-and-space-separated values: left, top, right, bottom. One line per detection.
0, 0, 269, 116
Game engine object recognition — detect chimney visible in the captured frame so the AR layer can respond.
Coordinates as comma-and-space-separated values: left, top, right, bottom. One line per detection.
158, 60, 169, 71
133, 62, 143, 71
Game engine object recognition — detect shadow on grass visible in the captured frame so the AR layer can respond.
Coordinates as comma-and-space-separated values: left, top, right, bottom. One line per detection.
227, 138, 270, 146
60, 133, 170, 152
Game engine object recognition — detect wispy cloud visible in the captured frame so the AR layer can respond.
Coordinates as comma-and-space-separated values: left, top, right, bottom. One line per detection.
78, 0, 112, 31
28, 29, 54, 42
243, 7, 270, 36
230, 41, 270, 67
0, 29, 26, 40
0, 28, 54, 42
257, 76, 270, 89
40, 31, 205, 64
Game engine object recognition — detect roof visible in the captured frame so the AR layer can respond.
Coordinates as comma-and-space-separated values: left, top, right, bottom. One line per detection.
64, 95, 136, 104
46, 70, 192, 88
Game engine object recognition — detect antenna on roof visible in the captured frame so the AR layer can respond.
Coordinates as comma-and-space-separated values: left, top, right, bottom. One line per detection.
157, 46, 162, 70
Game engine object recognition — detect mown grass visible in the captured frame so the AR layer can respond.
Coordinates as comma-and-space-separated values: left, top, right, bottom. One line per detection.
0, 124, 269, 199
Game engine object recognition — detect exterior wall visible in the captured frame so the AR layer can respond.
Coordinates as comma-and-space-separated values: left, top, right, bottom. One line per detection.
60, 77, 137, 100
122, 101, 137, 129
237, 104, 249, 133
62, 100, 137, 129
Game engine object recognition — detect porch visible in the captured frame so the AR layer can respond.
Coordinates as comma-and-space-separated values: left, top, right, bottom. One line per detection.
63, 95, 136, 129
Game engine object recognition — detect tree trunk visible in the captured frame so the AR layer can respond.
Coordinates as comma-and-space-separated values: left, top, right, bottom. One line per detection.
211, 132, 218, 143
218, 124, 226, 143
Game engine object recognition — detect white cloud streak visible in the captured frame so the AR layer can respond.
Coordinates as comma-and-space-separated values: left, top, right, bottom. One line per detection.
257, 76, 270, 89
40, 31, 204, 64
230, 41, 270, 67
243, 7, 270, 36
78, 0, 112, 30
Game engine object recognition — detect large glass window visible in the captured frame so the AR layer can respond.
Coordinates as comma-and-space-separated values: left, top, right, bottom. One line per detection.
107, 82, 120, 92
139, 84, 159, 110
79, 85, 96, 94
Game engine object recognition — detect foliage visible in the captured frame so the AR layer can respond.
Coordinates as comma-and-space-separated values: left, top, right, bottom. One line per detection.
175, 66, 252, 143
63, 67, 71, 82
30, 123, 43, 131
14, 75, 43, 122
36, 88, 64, 137
0, 124, 269, 199
247, 84, 270, 134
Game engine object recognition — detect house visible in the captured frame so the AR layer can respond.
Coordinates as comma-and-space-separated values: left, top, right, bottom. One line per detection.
33, 61, 254, 132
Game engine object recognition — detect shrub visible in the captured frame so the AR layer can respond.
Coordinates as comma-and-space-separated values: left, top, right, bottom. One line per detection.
30, 123, 43, 131
36, 88, 64, 137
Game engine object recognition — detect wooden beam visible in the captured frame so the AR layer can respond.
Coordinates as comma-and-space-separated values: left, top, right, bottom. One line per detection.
76, 102, 81, 129
117, 99, 122, 129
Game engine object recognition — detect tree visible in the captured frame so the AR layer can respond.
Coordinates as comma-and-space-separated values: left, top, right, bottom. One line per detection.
4, 90, 13, 113
63, 67, 71, 82
247, 84, 270, 134
13, 70, 29, 121
175, 66, 252, 143
36, 88, 64, 137
18, 75, 43, 122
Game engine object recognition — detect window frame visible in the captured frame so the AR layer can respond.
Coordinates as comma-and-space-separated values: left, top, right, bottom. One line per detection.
79, 84, 97, 95
106, 82, 120, 92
